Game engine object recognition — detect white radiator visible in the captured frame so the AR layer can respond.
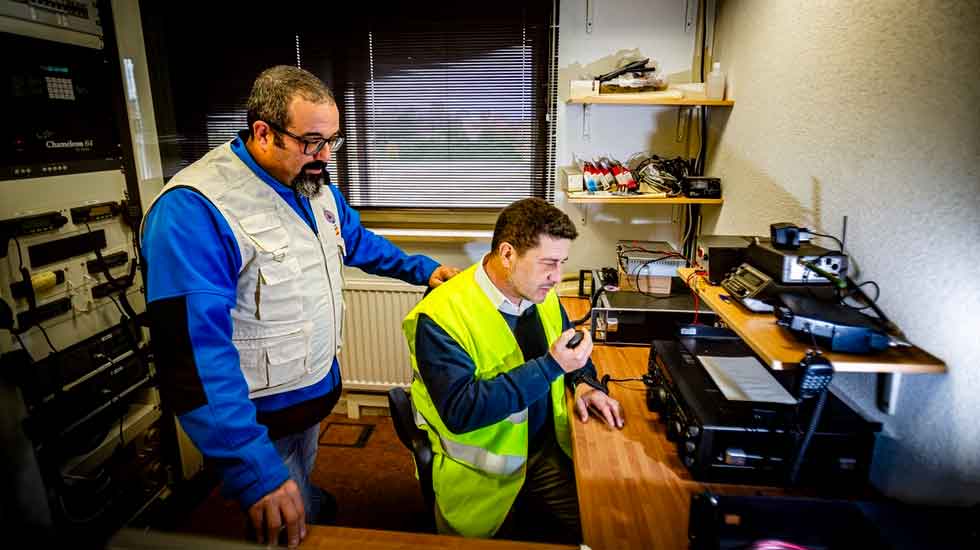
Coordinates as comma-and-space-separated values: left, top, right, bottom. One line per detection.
339, 278, 426, 391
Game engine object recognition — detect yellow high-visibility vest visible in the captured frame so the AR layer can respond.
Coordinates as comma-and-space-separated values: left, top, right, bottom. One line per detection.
403, 263, 571, 537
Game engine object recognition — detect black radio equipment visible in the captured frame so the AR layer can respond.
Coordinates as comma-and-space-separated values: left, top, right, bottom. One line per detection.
645, 328, 879, 487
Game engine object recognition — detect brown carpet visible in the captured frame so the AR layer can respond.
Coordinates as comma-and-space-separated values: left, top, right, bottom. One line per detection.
178, 412, 430, 539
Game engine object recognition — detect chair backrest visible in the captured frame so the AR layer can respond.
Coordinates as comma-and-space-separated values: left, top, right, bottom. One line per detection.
387, 387, 435, 519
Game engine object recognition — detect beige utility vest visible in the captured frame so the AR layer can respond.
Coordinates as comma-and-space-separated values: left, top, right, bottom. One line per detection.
142, 142, 345, 399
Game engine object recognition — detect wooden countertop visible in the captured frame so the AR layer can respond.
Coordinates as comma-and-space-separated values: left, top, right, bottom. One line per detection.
677, 268, 946, 374
561, 297, 787, 550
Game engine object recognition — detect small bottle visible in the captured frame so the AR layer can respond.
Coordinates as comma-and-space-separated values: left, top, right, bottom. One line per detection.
705, 62, 726, 100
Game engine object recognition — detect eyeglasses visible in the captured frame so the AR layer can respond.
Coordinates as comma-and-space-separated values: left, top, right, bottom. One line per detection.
264, 120, 345, 155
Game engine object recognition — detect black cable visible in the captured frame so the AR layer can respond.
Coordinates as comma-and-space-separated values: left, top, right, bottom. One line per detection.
13, 332, 35, 363
13, 235, 25, 270
809, 231, 843, 252
36, 323, 58, 354
632, 254, 685, 299
572, 283, 607, 326
603, 376, 644, 383
843, 276, 898, 339
695, 105, 707, 176
85, 223, 140, 320
118, 373, 126, 449
789, 388, 827, 485
601, 375, 646, 391
840, 280, 881, 311
12, 236, 34, 310
108, 294, 127, 318
81, 224, 147, 375
11, 236, 59, 353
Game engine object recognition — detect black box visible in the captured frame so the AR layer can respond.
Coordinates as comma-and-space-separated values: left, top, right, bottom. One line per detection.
695, 235, 755, 284
649, 336, 880, 487
590, 287, 716, 346
682, 176, 722, 198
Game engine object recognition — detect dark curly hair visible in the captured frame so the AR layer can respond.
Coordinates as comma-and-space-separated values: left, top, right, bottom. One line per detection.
491, 198, 578, 256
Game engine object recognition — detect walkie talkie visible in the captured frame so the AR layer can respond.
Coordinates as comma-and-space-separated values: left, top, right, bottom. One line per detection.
567, 331, 585, 349
796, 350, 834, 399
789, 350, 835, 484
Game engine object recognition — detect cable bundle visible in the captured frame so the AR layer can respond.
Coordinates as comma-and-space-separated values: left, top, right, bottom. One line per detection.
625, 152, 691, 196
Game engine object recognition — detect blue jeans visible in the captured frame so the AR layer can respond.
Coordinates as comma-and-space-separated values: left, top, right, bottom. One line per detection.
272, 422, 321, 522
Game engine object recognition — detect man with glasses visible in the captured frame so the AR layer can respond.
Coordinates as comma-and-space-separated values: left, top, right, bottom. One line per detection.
141, 65, 458, 548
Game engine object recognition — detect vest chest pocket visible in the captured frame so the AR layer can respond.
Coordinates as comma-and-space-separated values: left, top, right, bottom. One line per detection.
235, 324, 311, 393
258, 257, 303, 321
241, 212, 290, 252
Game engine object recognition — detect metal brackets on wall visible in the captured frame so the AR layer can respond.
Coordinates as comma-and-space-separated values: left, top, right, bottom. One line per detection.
876, 372, 902, 415
585, 0, 594, 34
582, 104, 592, 140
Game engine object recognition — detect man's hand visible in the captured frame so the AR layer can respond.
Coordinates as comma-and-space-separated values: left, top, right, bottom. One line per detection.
574, 386, 625, 429
549, 329, 593, 373
428, 265, 461, 288
248, 479, 306, 548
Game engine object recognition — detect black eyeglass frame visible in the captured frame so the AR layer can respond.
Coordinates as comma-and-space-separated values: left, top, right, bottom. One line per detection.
264, 120, 344, 155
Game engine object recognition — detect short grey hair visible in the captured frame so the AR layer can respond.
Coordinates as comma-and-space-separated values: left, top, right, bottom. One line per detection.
246, 65, 336, 145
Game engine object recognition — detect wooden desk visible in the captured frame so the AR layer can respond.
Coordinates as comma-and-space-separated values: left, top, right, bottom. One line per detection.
677, 268, 946, 374
304, 526, 575, 549
561, 297, 787, 550
110, 527, 575, 549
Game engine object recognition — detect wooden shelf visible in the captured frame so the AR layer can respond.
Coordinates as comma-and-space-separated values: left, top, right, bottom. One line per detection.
678, 268, 946, 374
568, 95, 734, 106
564, 191, 723, 205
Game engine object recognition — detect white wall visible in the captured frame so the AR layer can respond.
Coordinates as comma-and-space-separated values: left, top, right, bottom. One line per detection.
557, 0, 702, 272
707, 0, 979, 504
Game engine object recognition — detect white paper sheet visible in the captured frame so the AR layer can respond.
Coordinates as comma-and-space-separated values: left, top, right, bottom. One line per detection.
698, 355, 797, 405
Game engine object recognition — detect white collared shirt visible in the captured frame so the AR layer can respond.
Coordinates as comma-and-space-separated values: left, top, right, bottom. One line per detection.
475, 254, 535, 316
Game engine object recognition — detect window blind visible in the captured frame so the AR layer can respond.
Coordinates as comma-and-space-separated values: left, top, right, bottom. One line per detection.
142, 2, 557, 209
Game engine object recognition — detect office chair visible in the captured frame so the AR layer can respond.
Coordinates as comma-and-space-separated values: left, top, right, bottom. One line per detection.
386, 386, 436, 530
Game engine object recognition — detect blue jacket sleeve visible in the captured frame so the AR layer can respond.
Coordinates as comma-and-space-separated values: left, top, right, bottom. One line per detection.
561, 306, 598, 391
330, 186, 438, 286
178, 293, 289, 508
142, 189, 288, 509
414, 313, 565, 433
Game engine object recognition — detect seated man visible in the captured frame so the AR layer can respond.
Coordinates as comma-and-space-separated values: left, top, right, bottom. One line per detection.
403, 198, 624, 542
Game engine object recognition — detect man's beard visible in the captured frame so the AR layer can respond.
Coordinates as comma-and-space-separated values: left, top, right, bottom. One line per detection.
291, 161, 328, 198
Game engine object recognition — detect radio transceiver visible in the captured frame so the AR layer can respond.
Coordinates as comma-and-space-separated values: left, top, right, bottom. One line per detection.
747, 240, 847, 285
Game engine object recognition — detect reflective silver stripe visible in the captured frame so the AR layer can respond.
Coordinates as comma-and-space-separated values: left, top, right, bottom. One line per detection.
439, 437, 526, 476
507, 409, 529, 424
415, 406, 526, 475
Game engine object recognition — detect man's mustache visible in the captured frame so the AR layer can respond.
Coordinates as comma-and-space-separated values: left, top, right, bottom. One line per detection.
303, 161, 327, 172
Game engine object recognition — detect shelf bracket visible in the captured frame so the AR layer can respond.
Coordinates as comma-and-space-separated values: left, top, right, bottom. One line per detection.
876, 372, 902, 415
585, 0, 594, 34
574, 202, 590, 226
582, 103, 592, 140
